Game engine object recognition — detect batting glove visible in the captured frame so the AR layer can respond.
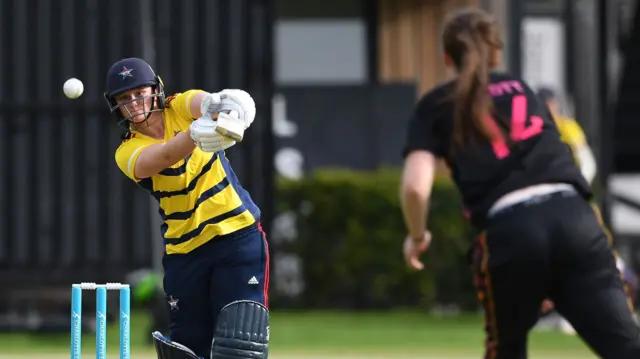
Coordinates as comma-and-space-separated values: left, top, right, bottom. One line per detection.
190, 117, 236, 153
199, 92, 222, 118
200, 90, 254, 128
219, 89, 256, 129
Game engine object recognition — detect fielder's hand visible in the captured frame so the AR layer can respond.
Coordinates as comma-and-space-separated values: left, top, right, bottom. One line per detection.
189, 117, 236, 153
403, 231, 432, 270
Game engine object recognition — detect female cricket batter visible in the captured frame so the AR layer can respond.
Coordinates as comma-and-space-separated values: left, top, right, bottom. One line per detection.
399, 8, 640, 359
105, 57, 269, 359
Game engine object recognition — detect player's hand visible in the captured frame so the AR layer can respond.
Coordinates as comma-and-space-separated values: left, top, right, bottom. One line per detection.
403, 231, 431, 270
541, 299, 555, 313
200, 92, 223, 118
189, 117, 236, 153
218, 89, 256, 129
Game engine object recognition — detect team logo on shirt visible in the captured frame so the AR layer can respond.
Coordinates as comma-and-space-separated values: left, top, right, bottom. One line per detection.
167, 296, 179, 311
165, 93, 178, 107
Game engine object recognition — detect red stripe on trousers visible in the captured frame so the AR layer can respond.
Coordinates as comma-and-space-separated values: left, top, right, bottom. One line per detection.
258, 222, 270, 308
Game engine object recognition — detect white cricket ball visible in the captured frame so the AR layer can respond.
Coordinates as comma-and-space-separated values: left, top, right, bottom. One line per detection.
63, 78, 84, 99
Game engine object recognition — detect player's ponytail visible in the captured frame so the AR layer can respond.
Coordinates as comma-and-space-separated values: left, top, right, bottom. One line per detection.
442, 8, 503, 150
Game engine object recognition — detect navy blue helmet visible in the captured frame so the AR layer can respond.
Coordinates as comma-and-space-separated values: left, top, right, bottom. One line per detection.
104, 57, 166, 129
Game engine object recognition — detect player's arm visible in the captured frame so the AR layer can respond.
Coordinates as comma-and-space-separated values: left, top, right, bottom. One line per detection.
134, 134, 197, 179
400, 95, 442, 239
116, 135, 196, 181
188, 91, 210, 118
166, 90, 207, 119
401, 151, 437, 239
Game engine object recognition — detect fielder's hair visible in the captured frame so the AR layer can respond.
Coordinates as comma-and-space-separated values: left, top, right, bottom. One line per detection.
442, 8, 503, 149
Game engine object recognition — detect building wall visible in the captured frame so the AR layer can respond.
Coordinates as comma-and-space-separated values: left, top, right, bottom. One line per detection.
377, 0, 478, 96
274, 0, 483, 94
275, 0, 369, 85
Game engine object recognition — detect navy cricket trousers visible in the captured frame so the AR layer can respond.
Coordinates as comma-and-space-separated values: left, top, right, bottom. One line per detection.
162, 223, 270, 358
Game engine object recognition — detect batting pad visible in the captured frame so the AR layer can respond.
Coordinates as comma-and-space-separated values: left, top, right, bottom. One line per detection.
211, 300, 270, 359
152, 331, 202, 359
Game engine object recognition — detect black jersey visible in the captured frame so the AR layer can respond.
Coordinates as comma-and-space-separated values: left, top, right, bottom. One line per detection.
402, 72, 592, 228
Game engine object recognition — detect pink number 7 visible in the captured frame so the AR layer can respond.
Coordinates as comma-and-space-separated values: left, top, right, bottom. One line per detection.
486, 95, 543, 159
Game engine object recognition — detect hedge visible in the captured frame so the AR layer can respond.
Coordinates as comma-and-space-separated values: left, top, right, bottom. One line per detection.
271, 169, 479, 311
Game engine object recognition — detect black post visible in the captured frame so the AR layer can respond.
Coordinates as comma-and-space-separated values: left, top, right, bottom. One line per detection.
508, 0, 523, 77
247, 0, 275, 238
364, 0, 378, 84
598, 0, 614, 225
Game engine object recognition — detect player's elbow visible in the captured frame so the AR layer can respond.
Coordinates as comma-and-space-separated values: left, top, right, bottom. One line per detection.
401, 180, 430, 202
401, 151, 436, 199
400, 170, 432, 203
133, 161, 159, 180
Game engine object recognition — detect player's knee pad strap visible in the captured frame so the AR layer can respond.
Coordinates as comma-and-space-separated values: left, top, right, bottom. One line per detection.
152, 331, 201, 359
211, 300, 269, 359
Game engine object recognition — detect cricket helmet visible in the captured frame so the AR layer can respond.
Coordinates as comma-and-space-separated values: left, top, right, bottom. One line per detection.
103, 57, 166, 129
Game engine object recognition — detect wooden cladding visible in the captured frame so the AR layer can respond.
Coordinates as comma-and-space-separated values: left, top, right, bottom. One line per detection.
378, 0, 478, 96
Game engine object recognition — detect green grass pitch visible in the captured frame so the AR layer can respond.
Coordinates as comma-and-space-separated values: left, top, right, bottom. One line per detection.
0, 310, 596, 358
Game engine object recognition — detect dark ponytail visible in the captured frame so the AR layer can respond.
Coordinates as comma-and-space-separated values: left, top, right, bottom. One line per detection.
442, 8, 503, 150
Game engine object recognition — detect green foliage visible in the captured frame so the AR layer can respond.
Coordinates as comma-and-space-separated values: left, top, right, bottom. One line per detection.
274, 168, 478, 311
